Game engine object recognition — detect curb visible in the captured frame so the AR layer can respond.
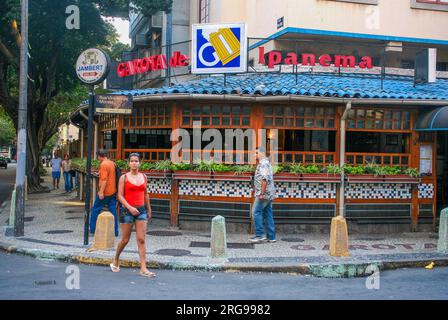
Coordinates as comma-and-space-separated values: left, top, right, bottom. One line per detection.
1, 241, 448, 278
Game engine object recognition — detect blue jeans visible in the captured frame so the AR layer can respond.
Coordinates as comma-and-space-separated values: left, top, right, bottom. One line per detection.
63, 172, 72, 192
252, 198, 276, 240
90, 193, 118, 237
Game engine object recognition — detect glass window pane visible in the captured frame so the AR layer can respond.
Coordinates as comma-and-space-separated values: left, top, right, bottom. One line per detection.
285, 107, 293, 116
275, 107, 283, 116
326, 108, 335, 116
366, 120, 374, 129
232, 106, 241, 114
212, 117, 220, 125
222, 117, 230, 126
202, 105, 210, 114
242, 117, 250, 126
183, 107, 190, 116
295, 106, 305, 116
316, 108, 324, 116
393, 156, 400, 165
327, 119, 335, 128
275, 118, 284, 126
348, 120, 355, 128
285, 118, 293, 127
375, 120, 383, 129
182, 117, 190, 126
242, 106, 250, 115
305, 119, 314, 127
265, 106, 273, 115
357, 119, 365, 129
316, 119, 324, 128
232, 117, 240, 126
211, 105, 220, 114
296, 118, 304, 127
357, 109, 366, 117
202, 117, 210, 125
305, 107, 314, 116
192, 106, 201, 115
223, 106, 231, 115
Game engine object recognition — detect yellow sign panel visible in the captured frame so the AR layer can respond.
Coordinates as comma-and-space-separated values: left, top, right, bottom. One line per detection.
209, 28, 241, 66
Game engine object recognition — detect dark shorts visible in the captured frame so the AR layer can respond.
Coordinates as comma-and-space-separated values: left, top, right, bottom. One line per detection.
52, 171, 61, 180
119, 206, 147, 224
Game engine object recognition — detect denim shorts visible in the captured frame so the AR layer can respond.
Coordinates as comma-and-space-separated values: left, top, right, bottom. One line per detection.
52, 171, 61, 179
119, 206, 147, 224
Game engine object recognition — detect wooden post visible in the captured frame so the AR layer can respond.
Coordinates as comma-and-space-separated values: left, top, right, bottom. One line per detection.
170, 102, 181, 228
117, 115, 124, 160
410, 114, 420, 232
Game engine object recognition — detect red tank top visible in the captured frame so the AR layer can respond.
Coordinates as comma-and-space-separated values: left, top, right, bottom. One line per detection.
124, 174, 146, 207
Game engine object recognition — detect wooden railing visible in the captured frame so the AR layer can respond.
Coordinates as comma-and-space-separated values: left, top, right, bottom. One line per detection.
345, 153, 410, 166
123, 149, 171, 162
269, 151, 336, 165
107, 149, 117, 160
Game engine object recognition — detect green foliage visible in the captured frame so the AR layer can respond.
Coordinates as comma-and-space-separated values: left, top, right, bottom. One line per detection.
402, 167, 420, 178
287, 163, 307, 175
171, 163, 193, 171
0, 107, 15, 146
139, 162, 155, 171
325, 163, 342, 175
153, 160, 172, 171
115, 160, 129, 170
194, 160, 216, 173
272, 165, 284, 174
96, 0, 173, 18
343, 165, 364, 175
233, 165, 256, 175
303, 164, 321, 174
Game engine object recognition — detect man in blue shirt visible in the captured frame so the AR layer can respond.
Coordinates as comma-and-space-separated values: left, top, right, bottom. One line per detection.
50, 154, 62, 190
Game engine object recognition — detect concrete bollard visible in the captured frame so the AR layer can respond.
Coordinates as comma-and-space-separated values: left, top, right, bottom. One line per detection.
329, 216, 350, 257
87, 211, 115, 252
437, 208, 448, 254
211, 215, 227, 258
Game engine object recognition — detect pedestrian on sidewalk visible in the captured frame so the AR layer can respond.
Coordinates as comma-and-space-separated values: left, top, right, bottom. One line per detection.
249, 146, 277, 243
50, 154, 62, 190
62, 154, 73, 193
89, 150, 119, 237
110, 152, 155, 278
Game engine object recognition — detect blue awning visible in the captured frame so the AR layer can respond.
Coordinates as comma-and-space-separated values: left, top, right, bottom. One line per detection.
415, 106, 448, 131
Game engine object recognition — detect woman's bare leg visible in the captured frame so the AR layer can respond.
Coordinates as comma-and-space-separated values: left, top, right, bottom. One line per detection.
135, 220, 149, 273
113, 224, 132, 267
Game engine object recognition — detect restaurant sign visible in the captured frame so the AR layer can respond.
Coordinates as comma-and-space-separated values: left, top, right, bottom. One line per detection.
95, 94, 133, 114
76, 48, 110, 84
117, 51, 189, 78
258, 47, 374, 69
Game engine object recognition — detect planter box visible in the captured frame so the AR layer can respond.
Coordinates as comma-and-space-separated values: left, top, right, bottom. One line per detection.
274, 172, 341, 183
346, 174, 420, 184
141, 170, 172, 179
173, 170, 253, 181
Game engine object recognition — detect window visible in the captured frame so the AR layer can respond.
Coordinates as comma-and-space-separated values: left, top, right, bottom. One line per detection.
124, 104, 171, 128
182, 105, 251, 128
264, 106, 336, 129
347, 109, 411, 131
412, 0, 448, 11
98, 114, 117, 131
199, 0, 210, 23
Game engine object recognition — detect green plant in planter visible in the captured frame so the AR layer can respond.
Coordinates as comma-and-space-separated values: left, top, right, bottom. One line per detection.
233, 165, 255, 175
272, 165, 284, 174
403, 167, 420, 178
325, 163, 342, 175
364, 161, 379, 174
139, 162, 155, 171
194, 160, 216, 173
212, 163, 233, 172
383, 166, 402, 175
288, 163, 306, 175
171, 163, 193, 171
304, 164, 321, 174
343, 165, 364, 175
91, 160, 100, 169
153, 160, 173, 171
115, 160, 129, 170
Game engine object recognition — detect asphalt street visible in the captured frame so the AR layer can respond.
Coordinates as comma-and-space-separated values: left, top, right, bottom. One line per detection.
0, 162, 15, 206
0, 251, 447, 300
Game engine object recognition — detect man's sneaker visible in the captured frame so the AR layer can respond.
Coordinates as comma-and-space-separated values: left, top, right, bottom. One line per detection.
267, 239, 277, 243
249, 236, 267, 243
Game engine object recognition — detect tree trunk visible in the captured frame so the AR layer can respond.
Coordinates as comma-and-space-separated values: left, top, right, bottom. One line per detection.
26, 107, 46, 192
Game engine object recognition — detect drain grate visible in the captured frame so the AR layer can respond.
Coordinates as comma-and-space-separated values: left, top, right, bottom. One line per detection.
44, 230, 73, 235
147, 230, 182, 237
280, 237, 305, 243
189, 241, 254, 249
34, 280, 56, 286
154, 249, 191, 257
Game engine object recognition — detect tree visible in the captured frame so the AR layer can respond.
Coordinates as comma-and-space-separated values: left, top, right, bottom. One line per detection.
0, 0, 114, 191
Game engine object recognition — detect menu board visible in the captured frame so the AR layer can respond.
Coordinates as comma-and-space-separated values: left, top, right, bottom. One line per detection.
420, 145, 433, 175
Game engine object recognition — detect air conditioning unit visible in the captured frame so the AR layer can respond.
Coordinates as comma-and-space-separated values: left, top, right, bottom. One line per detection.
151, 13, 163, 29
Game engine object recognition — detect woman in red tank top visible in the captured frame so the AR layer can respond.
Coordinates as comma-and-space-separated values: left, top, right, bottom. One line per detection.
110, 153, 155, 278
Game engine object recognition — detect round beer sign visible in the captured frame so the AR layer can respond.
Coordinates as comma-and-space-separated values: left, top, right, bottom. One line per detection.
76, 48, 110, 84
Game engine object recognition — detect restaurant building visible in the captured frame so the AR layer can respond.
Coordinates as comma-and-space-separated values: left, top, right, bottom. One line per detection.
71, 1, 448, 234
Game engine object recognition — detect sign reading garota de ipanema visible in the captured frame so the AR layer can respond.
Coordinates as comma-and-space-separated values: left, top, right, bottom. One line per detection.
191, 23, 247, 74
95, 94, 133, 115
76, 48, 110, 85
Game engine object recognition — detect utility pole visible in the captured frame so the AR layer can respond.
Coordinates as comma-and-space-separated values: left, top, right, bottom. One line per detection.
165, 10, 173, 86
14, 0, 29, 237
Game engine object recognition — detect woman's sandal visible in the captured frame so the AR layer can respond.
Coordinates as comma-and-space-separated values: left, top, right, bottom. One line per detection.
139, 270, 156, 278
110, 263, 120, 273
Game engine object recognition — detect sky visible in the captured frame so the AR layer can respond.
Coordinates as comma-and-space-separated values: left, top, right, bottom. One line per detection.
108, 17, 131, 45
